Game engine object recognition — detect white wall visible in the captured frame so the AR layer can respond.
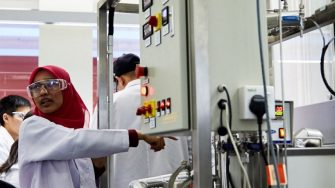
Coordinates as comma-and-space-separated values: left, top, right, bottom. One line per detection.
39, 0, 94, 12
39, 25, 93, 112
0, 0, 38, 10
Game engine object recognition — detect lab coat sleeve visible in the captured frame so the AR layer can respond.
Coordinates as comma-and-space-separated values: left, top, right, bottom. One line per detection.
19, 116, 130, 164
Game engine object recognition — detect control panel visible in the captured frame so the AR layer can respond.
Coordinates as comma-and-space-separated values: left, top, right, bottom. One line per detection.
269, 101, 293, 144
138, 0, 189, 134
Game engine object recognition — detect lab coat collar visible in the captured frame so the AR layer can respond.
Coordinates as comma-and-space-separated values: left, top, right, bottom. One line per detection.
125, 79, 140, 89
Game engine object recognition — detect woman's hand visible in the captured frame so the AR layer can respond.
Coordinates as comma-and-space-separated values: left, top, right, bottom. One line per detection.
137, 131, 177, 152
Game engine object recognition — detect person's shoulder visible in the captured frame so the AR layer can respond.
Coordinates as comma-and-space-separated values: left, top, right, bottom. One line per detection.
113, 89, 128, 101
0, 126, 7, 135
0, 127, 13, 143
21, 115, 53, 131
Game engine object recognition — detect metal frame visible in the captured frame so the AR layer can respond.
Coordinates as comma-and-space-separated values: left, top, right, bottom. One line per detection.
187, 0, 212, 187
97, 1, 109, 187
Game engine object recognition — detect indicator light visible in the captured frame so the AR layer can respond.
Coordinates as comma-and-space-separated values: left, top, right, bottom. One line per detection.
160, 99, 166, 110
166, 98, 171, 114
166, 98, 171, 108
141, 86, 149, 96
157, 101, 161, 112
156, 101, 161, 117
279, 128, 285, 138
275, 105, 284, 116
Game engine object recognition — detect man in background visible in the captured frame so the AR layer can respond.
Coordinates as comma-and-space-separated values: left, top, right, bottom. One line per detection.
111, 53, 149, 188
111, 53, 189, 187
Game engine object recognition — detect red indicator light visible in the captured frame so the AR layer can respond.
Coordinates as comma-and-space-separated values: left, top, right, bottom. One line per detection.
275, 105, 283, 116
279, 128, 285, 138
160, 100, 166, 110
166, 98, 171, 108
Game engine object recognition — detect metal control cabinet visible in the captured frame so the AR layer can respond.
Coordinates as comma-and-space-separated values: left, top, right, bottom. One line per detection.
138, 0, 189, 134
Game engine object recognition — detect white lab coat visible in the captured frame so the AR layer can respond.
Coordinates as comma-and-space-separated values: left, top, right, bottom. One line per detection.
111, 79, 150, 188
19, 115, 130, 188
0, 126, 18, 187
111, 79, 189, 187
0, 163, 19, 188
0, 126, 14, 165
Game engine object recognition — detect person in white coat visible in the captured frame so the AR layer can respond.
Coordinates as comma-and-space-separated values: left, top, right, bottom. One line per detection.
111, 54, 189, 187
0, 95, 31, 187
111, 53, 150, 188
18, 65, 171, 188
0, 95, 31, 165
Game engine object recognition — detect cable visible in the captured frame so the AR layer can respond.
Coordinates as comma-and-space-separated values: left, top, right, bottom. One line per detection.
257, 121, 268, 166
308, 18, 335, 96
278, 2, 289, 187
108, 7, 115, 36
224, 108, 252, 188
308, 18, 326, 47
249, 95, 269, 167
213, 135, 222, 188
320, 37, 335, 96
218, 85, 234, 188
256, 0, 280, 187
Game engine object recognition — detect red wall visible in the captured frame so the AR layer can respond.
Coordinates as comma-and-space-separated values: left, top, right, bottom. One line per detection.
0, 56, 98, 109
0, 56, 38, 103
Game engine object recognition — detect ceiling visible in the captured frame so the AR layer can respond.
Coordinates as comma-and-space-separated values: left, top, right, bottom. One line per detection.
0, 0, 139, 12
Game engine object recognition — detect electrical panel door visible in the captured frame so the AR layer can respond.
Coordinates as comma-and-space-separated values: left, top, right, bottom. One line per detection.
137, 0, 189, 134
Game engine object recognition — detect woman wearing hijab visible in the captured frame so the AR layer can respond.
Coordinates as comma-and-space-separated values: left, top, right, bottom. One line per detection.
18, 65, 167, 188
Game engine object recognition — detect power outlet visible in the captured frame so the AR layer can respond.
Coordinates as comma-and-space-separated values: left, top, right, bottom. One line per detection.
239, 85, 275, 120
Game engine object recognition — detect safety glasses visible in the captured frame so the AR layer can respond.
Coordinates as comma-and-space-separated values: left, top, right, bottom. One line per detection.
27, 79, 68, 98
11, 112, 27, 120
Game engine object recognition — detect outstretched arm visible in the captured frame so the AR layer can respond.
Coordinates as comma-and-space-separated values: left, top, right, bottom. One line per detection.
136, 131, 177, 152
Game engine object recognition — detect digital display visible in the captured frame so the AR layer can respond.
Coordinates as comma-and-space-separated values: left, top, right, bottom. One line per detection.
162, 6, 169, 26
275, 104, 283, 116
142, 0, 153, 12
143, 22, 153, 40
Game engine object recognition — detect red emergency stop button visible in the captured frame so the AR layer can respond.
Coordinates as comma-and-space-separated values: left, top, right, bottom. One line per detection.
136, 106, 146, 116
148, 16, 158, 27
146, 105, 152, 114
136, 66, 148, 78
136, 105, 152, 116
149, 13, 162, 31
